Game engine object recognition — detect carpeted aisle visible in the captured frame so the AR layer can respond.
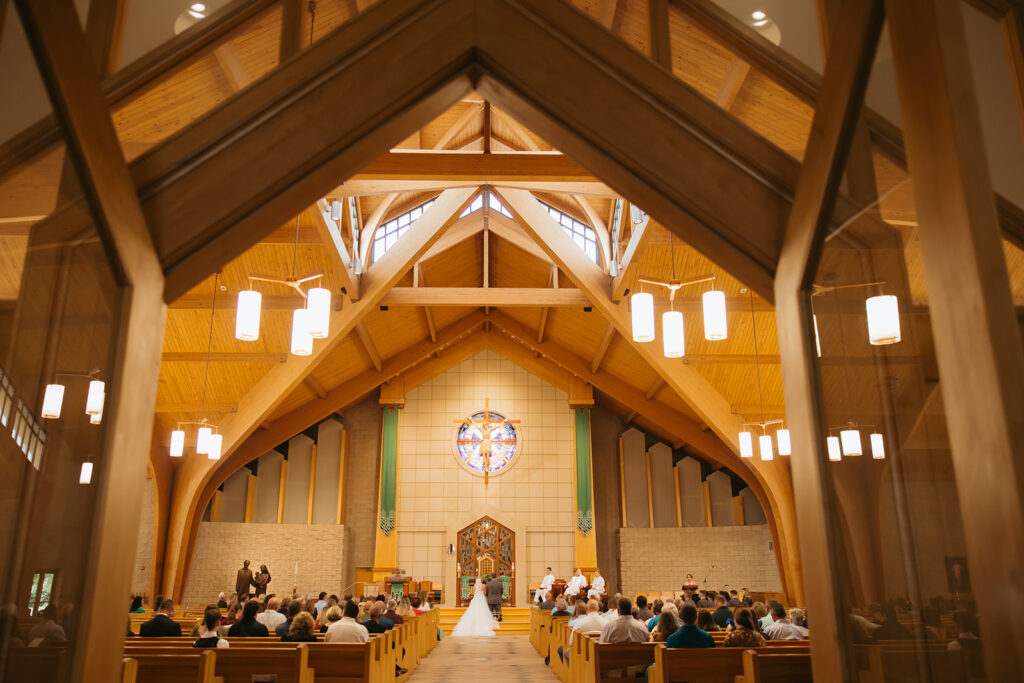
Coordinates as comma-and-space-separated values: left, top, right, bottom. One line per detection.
407, 634, 559, 682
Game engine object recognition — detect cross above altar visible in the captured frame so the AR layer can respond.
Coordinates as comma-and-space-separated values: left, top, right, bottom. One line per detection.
454, 398, 520, 484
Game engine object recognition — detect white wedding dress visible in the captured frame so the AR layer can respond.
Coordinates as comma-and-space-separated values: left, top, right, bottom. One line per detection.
451, 578, 499, 637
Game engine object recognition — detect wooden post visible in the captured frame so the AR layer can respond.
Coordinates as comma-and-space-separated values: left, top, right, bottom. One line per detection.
649, 0, 672, 68
307, 443, 317, 524
277, 459, 288, 524
887, 0, 1024, 676
83, 0, 129, 77
279, 0, 304, 63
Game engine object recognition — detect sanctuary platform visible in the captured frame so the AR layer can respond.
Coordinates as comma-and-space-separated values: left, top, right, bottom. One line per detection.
439, 606, 532, 636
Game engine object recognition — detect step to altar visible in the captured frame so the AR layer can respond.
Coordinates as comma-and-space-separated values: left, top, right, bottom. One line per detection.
438, 606, 532, 636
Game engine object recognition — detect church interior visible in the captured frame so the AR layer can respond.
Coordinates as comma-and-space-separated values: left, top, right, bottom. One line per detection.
0, 0, 1023, 680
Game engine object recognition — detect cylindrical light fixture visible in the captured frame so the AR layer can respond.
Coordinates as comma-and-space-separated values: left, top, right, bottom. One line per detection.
290, 308, 314, 356
759, 434, 774, 461
813, 314, 822, 357
870, 432, 886, 460
840, 428, 862, 456
90, 409, 103, 425
776, 429, 791, 456
235, 290, 262, 341
306, 287, 331, 339
330, 200, 342, 221
827, 436, 841, 461
196, 426, 212, 455
866, 295, 901, 345
41, 384, 65, 419
702, 290, 728, 341
207, 433, 223, 461
170, 430, 185, 457
631, 293, 655, 343
85, 380, 105, 416
79, 461, 93, 485
739, 431, 753, 458
662, 311, 685, 358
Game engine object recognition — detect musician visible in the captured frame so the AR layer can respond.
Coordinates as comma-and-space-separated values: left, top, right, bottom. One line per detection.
565, 568, 587, 597
587, 569, 606, 600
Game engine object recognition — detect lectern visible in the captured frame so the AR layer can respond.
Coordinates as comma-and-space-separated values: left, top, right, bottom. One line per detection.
386, 576, 411, 601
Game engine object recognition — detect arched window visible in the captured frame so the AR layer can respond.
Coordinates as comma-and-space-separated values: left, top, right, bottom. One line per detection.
543, 203, 599, 263
372, 199, 435, 262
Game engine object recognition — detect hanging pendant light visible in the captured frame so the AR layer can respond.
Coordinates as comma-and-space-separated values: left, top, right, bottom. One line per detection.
170, 429, 185, 457
840, 428, 862, 456
79, 461, 93, 485
776, 429, 791, 456
207, 433, 223, 460
330, 200, 342, 221
662, 310, 685, 358
827, 436, 841, 461
866, 295, 901, 345
702, 290, 728, 341
306, 287, 331, 339
631, 292, 655, 343
291, 308, 314, 356
759, 434, 774, 461
196, 426, 212, 455
85, 380, 105, 416
90, 408, 103, 425
870, 433, 885, 459
739, 431, 753, 458
235, 289, 262, 341
41, 383, 65, 419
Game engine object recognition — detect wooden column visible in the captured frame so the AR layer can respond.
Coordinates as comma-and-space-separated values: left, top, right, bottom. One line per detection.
83, 0, 130, 77
279, 0, 304, 62
649, 0, 672, 68
887, 0, 1024, 676
14, 0, 167, 681
773, 1, 884, 680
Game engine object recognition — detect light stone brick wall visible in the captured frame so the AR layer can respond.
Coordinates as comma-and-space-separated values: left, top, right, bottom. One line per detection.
617, 526, 781, 596
182, 522, 345, 606
131, 477, 155, 595
395, 349, 575, 605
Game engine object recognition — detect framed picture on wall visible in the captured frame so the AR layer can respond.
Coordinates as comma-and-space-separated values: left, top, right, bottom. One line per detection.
945, 556, 970, 593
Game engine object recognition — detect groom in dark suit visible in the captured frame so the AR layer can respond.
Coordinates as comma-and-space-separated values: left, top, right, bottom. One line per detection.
485, 574, 504, 622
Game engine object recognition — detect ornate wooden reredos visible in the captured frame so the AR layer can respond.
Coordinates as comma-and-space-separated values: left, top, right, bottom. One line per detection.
456, 516, 514, 606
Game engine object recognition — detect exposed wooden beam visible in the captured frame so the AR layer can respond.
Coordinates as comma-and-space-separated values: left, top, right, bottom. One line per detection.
415, 264, 438, 342
419, 209, 553, 264
334, 178, 617, 197
83, 0, 130, 77
355, 321, 383, 372
537, 263, 556, 343
380, 287, 589, 307
590, 323, 616, 373
644, 377, 665, 401
304, 374, 328, 399
353, 151, 593, 182
311, 200, 360, 300
154, 403, 236, 413
611, 210, 654, 301
161, 352, 287, 363
279, 0, 303, 63
213, 42, 251, 93
715, 58, 751, 110
649, 0, 672, 68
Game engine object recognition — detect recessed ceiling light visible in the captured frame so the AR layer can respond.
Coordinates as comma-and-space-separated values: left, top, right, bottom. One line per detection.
187, 2, 207, 19
752, 10, 767, 21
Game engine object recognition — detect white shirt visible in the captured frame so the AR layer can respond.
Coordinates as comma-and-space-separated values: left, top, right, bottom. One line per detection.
588, 576, 606, 597
325, 616, 369, 643
540, 573, 555, 590
598, 615, 649, 643
764, 619, 808, 640
257, 610, 286, 630
569, 612, 608, 646
565, 575, 587, 596
198, 630, 229, 648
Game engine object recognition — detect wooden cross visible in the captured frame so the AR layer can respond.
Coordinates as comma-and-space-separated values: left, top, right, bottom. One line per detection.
454, 398, 519, 484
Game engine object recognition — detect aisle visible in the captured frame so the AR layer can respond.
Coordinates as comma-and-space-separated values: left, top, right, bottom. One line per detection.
407, 634, 559, 682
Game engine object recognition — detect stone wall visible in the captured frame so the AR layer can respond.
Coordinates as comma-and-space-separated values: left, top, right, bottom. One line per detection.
617, 526, 781, 596
131, 477, 155, 596
182, 522, 345, 606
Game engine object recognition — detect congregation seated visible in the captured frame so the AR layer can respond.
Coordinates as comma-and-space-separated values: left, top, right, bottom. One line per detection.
129, 596, 145, 614
598, 597, 648, 643
257, 596, 285, 630
193, 608, 229, 648
763, 605, 808, 640
873, 603, 912, 640
635, 595, 653, 621
217, 592, 228, 609
218, 602, 242, 636
727, 590, 741, 607
318, 604, 342, 633
947, 610, 981, 651
325, 600, 369, 643
666, 604, 715, 649
383, 598, 404, 625
650, 604, 680, 643
602, 593, 622, 619
364, 601, 391, 634
227, 600, 269, 637
711, 593, 733, 628
281, 611, 318, 642
551, 598, 572, 618
27, 604, 67, 643
697, 609, 720, 632
722, 607, 766, 648
571, 599, 608, 645
567, 600, 586, 626
275, 600, 303, 637
696, 591, 713, 608
760, 599, 780, 630
139, 599, 181, 637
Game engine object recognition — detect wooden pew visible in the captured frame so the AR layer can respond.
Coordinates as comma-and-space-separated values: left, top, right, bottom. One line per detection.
210, 645, 313, 683
738, 648, 812, 683
858, 644, 982, 683
582, 640, 657, 683
304, 642, 379, 683
650, 644, 811, 683
548, 618, 572, 682
133, 650, 219, 683
5, 646, 69, 681
123, 656, 138, 683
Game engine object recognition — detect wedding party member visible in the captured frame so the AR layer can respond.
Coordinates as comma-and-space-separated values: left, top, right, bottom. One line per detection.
565, 568, 587, 597
486, 573, 505, 621
587, 569, 606, 600
451, 578, 498, 637
537, 567, 555, 603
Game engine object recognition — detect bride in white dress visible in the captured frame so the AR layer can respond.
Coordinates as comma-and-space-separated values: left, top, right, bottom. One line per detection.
451, 578, 499, 637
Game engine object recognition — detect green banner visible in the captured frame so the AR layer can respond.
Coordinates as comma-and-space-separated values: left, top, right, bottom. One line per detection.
379, 406, 399, 536
574, 406, 594, 536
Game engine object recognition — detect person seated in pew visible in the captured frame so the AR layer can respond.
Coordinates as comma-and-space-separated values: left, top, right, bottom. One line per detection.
217, 592, 228, 609
696, 591, 712, 608
727, 590, 741, 607
130, 596, 145, 614
947, 610, 980, 651
666, 604, 715, 649
364, 602, 391, 634
325, 600, 369, 643
218, 602, 242, 637
319, 605, 342, 633
598, 597, 649, 644
194, 608, 229, 648
567, 601, 587, 627
740, 588, 753, 607
711, 594, 733, 629
27, 603, 68, 643
258, 597, 286, 630
650, 604, 681, 643
635, 595, 654, 622
558, 599, 607, 665
873, 603, 912, 641
537, 591, 556, 610
378, 601, 395, 630
759, 599, 779, 631
227, 600, 269, 637
275, 600, 302, 637
722, 607, 765, 648
281, 612, 318, 642
764, 605, 808, 640
382, 598, 404, 626
190, 604, 220, 637
313, 592, 327, 617
410, 596, 425, 615
396, 596, 412, 619
551, 597, 572, 618
139, 599, 181, 638
696, 610, 719, 633
602, 593, 622, 620
646, 600, 664, 631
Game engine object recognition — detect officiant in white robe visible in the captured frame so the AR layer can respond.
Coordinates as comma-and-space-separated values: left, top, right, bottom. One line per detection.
565, 568, 587, 597
587, 569, 606, 600
536, 568, 555, 603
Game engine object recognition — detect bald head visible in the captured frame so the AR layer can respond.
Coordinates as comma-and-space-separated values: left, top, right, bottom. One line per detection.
586, 599, 600, 613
